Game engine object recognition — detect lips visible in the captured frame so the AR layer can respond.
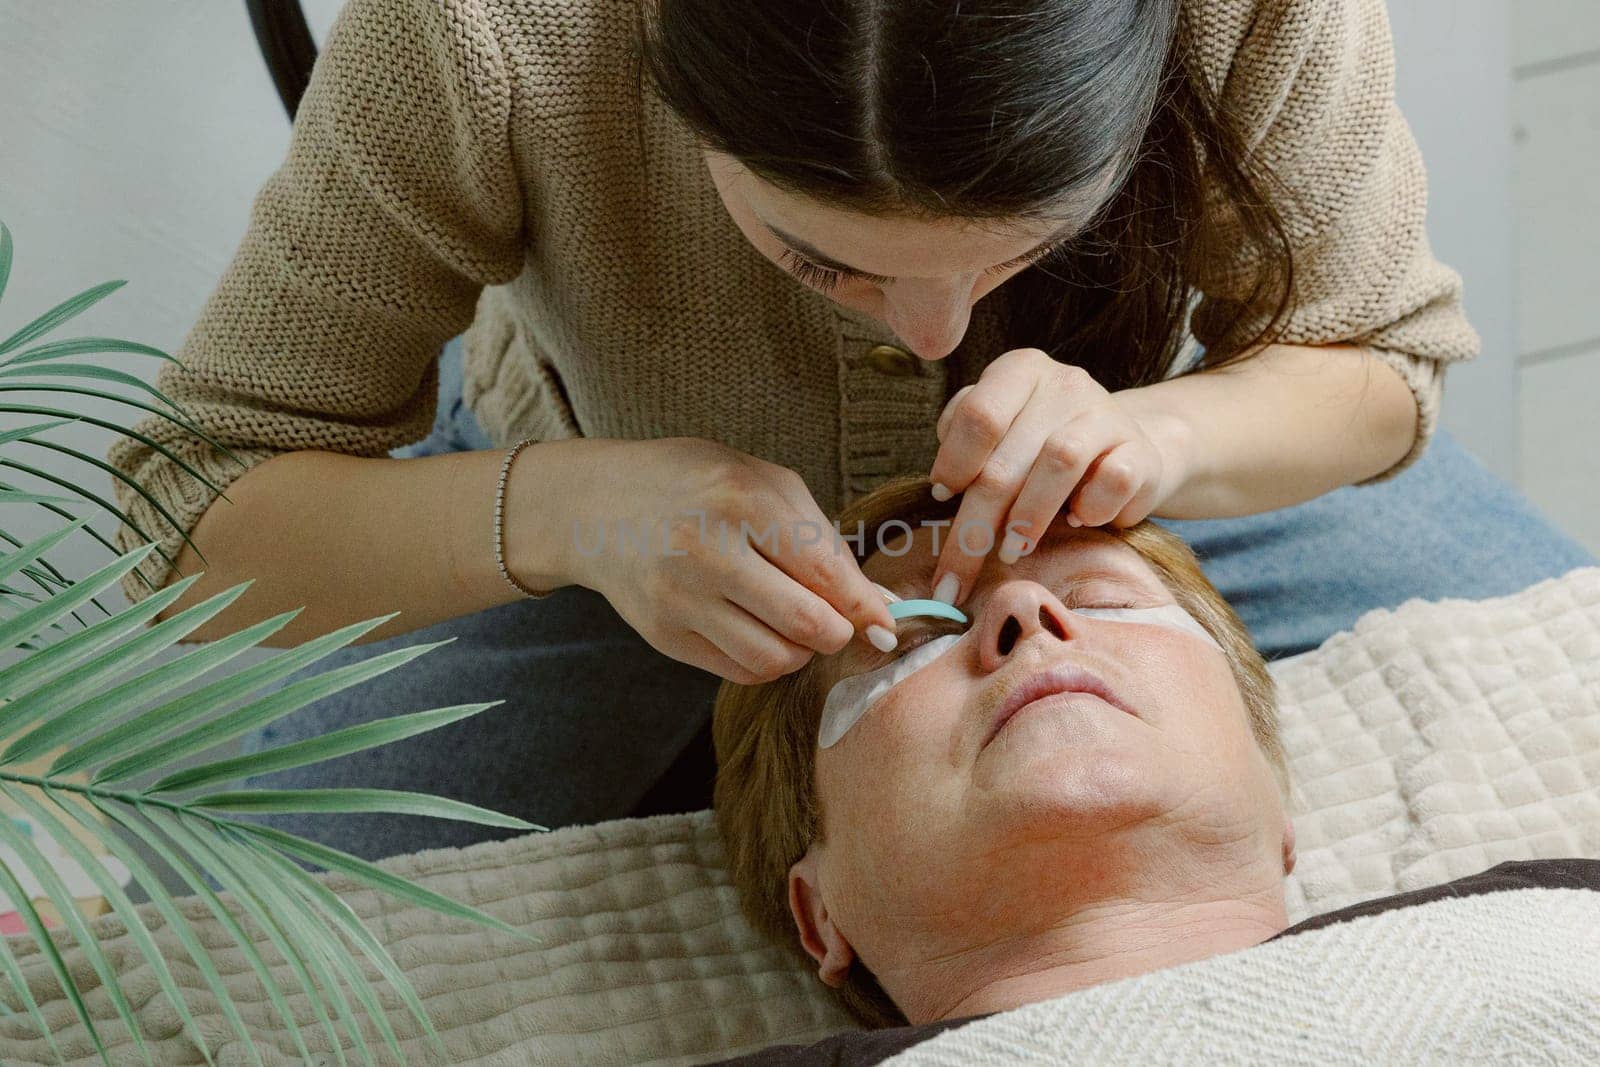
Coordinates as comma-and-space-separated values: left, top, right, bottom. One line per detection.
983, 663, 1135, 749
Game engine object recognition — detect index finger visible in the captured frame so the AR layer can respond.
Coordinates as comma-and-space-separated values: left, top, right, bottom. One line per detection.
928, 360, 1036, 498
755, 480, 900, 651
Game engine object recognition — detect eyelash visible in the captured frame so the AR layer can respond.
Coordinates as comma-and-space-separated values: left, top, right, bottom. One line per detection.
777, 238, 1068, 294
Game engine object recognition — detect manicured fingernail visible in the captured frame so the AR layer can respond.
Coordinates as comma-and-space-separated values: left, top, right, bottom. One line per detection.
932, 573, 960, 604
998, 530, 1027, 565
866, 624, 898, 652
930, 482, 952, 502
1066, 514, 1082, 527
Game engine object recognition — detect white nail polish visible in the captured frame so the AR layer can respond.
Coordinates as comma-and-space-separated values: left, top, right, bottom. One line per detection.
998, 530, 1027, 564
930, 483, 952, 502
932, 573, 960, 605
866, 624, 898, 652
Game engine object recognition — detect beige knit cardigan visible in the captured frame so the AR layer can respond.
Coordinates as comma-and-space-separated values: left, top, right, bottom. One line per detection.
106, 0, 1480, 600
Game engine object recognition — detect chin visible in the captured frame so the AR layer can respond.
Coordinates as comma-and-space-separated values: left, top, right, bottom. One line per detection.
978, 745, 1171, 839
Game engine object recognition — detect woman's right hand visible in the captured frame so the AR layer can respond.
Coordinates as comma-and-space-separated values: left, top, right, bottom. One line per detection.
507, 437, 898, 684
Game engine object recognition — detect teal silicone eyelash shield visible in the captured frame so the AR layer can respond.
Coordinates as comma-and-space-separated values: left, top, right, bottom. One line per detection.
818, 601, 1221, 749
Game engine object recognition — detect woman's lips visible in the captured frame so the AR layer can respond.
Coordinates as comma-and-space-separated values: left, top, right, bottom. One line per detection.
983, 664, 1135, 748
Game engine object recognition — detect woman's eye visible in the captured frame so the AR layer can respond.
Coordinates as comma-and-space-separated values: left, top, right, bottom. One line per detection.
777, 249, 843, 293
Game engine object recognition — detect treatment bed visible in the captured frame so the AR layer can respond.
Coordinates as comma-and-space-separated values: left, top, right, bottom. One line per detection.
3, 567, 1599, 1064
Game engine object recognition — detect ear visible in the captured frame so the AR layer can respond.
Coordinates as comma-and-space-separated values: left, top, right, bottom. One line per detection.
789, 848, 856, 987
1281, 817, 1297, 876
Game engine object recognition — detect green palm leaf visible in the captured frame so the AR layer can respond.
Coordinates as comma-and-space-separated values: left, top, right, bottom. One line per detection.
0, 851, 108, 1060
93, 797, 316, 1066
0, 916, 64, 1062
0, 279, 125, 355
237, 823, 535, 943
0, 805, 144, 1062
0, 578, 254, 743
245, 836, 410, 1065
0, 392, 248, 482
0, 361, 196, 414
0, 518, 88, 592
0, 573, 201, 698
0, 222, 13, 307
0, 545, 537, 1063
2, 335, 180, 368
189, 787, 542, 830
148, 701, 500, 793
0, 541, 156, 650
146, 809, 350, 1067
46, 788, 255, 1064
247, 832, 445, 1060
48, 611, 397, 778
0, 216, 544, 1065
0, 783, 213, 1065
90, 637, 454, 786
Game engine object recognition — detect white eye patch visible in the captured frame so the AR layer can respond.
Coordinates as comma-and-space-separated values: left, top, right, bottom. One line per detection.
1069, 604, 1222, 652
816, 603, 1221, 749
818, 632, 967, 748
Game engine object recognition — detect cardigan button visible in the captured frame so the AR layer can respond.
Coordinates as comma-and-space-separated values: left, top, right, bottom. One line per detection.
867, 344, 920, 377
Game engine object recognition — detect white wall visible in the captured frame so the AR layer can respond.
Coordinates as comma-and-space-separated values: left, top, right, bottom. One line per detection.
0, 0, 343, 601
1388, 0, 1518, 483
1512, 3, 1600, 556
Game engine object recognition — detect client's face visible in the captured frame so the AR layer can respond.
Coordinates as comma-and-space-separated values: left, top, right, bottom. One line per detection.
789, 518, 1294, 1019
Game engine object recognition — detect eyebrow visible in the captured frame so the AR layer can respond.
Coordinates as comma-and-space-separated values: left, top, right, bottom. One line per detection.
761, 218, 1079, 281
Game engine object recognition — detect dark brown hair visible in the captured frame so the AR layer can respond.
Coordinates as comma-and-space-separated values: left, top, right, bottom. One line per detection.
640, 0, 1295, 389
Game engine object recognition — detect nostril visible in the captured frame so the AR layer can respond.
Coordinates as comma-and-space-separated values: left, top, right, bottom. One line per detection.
996, 615, 1021, 656
1039, 605, 1066, 640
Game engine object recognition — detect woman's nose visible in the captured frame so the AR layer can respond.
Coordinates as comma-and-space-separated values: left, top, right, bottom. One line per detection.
975, 581, 1085, 673
882, 283, 972, 361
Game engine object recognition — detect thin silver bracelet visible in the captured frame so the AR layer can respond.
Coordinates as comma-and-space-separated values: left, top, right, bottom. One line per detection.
494, 436, 547, 599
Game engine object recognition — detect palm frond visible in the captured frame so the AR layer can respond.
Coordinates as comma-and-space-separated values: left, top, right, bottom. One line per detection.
0, 543, 541, 1064
1, 783, 210, 1065
0, 280, 125, 355
0, 335, 179, 369
0, 222, 13, 308
0, 215, 545, 1065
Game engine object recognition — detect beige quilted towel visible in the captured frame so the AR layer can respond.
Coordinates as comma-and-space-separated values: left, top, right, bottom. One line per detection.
887, 889, 1600, 1065
2, 567, 1598, 1065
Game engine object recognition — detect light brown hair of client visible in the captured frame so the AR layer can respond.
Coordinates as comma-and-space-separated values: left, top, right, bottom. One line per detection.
711, 476, 1291, 1028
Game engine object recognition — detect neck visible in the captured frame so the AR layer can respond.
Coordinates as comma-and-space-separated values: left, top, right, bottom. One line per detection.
891, 883, 1288, 1025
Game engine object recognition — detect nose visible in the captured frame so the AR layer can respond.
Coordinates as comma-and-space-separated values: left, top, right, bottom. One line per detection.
882, 281, 973, 361
974, 580, 1086, 674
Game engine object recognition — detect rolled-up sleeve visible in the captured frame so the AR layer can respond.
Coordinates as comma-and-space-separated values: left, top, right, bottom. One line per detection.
1184, 0, 1481, 484
105, 0, 526, 600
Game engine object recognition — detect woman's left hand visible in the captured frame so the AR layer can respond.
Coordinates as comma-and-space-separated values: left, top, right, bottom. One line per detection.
926, 347, 1186, 605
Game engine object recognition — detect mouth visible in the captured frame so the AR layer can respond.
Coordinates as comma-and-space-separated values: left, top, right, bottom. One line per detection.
982, 663, 1135, 749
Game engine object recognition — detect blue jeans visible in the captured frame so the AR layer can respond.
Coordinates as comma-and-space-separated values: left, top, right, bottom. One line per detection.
242, 338, 1595, 859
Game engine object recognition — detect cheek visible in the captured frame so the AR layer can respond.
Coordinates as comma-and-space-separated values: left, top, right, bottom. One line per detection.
819, 278, 884, 315
819, 674, 967, 817
1126, 640, 1255, 752
854, 672, 965, 767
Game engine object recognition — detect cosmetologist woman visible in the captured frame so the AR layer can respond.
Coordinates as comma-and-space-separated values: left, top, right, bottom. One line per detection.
107, 0, 1593, 857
